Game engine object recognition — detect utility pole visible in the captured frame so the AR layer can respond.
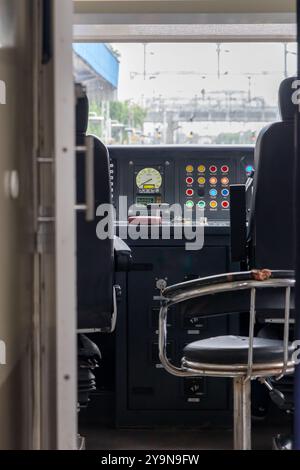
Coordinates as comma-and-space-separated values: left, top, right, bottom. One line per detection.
216, 43, 230, 80
143, 43, 147, 80
247, 76, 252, 103
284, 43, 288, 78
284, 43, 297, 78
216, 43, 221, 80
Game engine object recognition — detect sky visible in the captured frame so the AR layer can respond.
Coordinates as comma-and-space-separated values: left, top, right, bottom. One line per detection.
112, 42, 297, 106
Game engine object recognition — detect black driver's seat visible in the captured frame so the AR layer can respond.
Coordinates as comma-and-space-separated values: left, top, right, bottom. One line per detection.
76, 86, 115, 331
247, 76, 296, 270
76, 85, 131, 331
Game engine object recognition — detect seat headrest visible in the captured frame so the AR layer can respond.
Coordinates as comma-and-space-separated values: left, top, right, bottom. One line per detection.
76, 91, 89, 135
279, 76, 298, 121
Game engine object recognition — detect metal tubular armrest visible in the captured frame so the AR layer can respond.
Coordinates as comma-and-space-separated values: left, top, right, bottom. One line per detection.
158, 270, 295, 379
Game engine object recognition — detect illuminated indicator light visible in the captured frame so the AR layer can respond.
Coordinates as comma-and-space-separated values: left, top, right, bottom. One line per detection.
198, 177, 206, 185
186, 165, 194, 173
198, 201, 206, 208
198, 165, 206, 173
186, 188, 194, 196
221, 177, 229, 185
186, 177, 194, 185
222, 201, 230, 209
221, 165, 229, 173
210, 201, 218, 209
222, 189, 230, 197
246, 165, 254, 173
186, 200, 194, 208
209, 189, 217, 197
209, 177, 218, 185
209, 165, 217, 173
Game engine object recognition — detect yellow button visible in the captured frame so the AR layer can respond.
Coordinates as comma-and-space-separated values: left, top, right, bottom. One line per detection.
221, 177, 229, 185
198, 165, 206, 173
198, 177, 206, 185
209, 177, 218, 185
186, 165, 194, 173
210, 201, 218, 209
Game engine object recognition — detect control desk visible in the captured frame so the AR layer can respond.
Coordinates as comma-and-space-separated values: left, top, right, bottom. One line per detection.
107, 146, 254, 427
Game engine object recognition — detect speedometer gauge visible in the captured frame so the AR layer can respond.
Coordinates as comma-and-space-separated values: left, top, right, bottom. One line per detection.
136, 168, 162, 191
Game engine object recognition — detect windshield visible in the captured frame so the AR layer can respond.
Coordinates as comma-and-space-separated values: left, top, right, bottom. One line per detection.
73, 42, 297, 146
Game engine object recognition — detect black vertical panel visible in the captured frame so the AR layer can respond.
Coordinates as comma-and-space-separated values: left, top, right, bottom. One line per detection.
42, 0, 52, 64
295, 0, 300, 451
229, 184, 247, 265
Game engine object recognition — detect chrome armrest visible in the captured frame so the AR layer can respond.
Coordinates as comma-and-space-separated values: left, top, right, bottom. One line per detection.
158, 270, 295, 378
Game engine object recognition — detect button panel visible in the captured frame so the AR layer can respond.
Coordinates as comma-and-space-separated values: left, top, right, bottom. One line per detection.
183, 160, 233, 219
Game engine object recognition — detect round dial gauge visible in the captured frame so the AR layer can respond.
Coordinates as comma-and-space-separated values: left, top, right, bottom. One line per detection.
136, 168, 162, 190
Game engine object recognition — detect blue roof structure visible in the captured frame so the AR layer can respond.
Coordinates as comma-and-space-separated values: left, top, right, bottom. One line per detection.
73, 43, 119, 89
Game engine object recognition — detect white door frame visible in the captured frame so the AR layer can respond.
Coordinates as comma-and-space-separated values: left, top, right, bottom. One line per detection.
53, 0, 77, 450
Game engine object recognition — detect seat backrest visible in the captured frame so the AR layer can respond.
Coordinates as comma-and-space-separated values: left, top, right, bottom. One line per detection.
249, 77, 296, 270
76, 86, 114, 330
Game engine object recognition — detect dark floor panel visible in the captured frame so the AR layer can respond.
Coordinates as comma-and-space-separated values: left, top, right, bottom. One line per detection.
81, 422, 291, 450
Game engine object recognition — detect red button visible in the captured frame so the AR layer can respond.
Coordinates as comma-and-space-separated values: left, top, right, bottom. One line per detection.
186, 177, 194, 185
210, 165, 217, 173
221, 165, 229, 173
222, 201, 230, 209
186, 189, 194, 196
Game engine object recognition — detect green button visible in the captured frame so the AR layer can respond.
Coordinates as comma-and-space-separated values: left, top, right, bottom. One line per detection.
186, 200, 194, 208
198, 201, 206, 208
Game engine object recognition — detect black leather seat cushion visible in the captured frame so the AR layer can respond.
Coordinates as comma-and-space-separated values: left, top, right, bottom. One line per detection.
183, 335, 294, 365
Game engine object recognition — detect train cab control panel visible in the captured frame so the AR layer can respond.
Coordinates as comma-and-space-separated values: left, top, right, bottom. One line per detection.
109, 145, 254, 227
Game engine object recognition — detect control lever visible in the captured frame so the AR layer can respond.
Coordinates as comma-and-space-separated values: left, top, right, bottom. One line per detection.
259, 378, 291, 412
